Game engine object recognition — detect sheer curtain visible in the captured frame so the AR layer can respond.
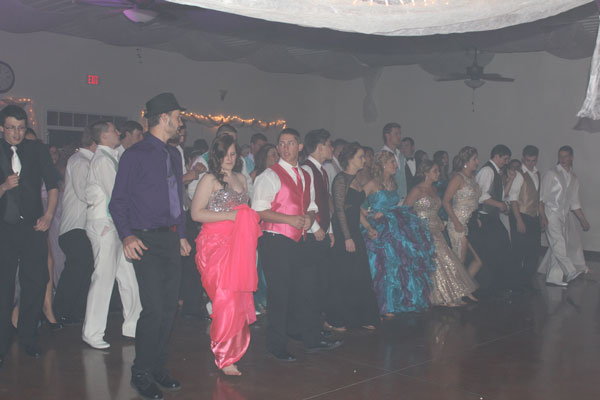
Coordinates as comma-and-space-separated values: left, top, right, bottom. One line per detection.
167, 0, 590, 36
169, 0, 600, 122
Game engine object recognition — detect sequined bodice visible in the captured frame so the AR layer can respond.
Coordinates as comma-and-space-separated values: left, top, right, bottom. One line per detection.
414, 194, 444, 234
452, 173, 481, 224
207, 187, 249, 212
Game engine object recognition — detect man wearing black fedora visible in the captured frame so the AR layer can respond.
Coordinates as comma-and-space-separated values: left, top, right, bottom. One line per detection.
110, 92, 191, 400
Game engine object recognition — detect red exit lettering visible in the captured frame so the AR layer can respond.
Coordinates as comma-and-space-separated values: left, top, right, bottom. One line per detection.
88, 75, 99, 85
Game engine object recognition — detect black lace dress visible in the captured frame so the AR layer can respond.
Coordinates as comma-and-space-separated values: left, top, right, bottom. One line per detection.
327, 172, 380, 328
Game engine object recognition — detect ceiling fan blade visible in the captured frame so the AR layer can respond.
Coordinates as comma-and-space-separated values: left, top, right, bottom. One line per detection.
482, 73, 515, 82
436, 74, 469, 82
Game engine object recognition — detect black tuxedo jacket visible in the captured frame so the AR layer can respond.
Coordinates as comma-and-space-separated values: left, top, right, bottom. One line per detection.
405, 161, 416, 191
0, 138, 58, 223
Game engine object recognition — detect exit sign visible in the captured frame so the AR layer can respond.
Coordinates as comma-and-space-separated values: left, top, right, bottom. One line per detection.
87, 74, 99, 85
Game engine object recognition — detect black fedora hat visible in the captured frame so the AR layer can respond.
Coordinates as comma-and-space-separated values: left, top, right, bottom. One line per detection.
144, 92, 186, 118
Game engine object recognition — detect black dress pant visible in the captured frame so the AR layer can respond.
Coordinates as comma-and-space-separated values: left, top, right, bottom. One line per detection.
509, 213, 541, 282
258, 233, 321, 354
305, 233, 332, 316
0, 220, 48, 354
473, 213, 513, 292
54, 229, 94, 320
131, 230, 181, 376
179, 211, 207, 318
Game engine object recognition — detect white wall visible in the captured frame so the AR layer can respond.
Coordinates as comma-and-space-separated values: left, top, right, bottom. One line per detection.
327, 53, 600, 251
2, 31, 599, 250
0, 31, 334, 144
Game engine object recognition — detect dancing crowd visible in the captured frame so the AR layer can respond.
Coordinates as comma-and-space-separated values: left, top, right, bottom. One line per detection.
0, 93, 591, 400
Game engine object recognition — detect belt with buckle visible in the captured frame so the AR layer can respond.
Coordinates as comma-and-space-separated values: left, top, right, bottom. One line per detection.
134, 225, 176, 233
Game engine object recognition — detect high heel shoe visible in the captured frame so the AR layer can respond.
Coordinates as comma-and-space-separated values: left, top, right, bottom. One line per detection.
41, 315, 64, 332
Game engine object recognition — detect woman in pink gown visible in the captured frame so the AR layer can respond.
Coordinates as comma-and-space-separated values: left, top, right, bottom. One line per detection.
191, 135, 262, 376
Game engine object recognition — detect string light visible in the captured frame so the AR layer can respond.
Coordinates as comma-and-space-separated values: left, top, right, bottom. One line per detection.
139, 108, 287, 132
0, 97, 38, 129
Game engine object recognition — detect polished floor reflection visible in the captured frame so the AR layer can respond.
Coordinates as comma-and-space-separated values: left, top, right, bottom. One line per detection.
1, 263, 600, 400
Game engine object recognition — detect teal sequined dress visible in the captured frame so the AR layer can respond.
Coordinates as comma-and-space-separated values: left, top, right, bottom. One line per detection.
363, 190, 435, 313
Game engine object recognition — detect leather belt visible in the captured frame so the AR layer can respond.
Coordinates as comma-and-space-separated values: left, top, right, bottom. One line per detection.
133, 225, 176, 233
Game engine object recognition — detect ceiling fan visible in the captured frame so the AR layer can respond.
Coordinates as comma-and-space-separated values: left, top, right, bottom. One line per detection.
435, 49, 515, 89
76, 0, 186, 24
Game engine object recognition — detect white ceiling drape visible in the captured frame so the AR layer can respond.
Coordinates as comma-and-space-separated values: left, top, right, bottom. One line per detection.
167, 0, 600, 124
167, 0, 590, 36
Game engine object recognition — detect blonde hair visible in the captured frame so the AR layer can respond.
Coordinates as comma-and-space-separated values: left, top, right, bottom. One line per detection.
371, 150, 397, 190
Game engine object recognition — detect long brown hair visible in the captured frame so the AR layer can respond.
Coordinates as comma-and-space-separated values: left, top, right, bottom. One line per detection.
208, 135, 242, 188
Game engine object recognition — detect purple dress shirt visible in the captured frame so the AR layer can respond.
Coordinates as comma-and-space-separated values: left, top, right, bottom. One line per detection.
109, 133, 186, 240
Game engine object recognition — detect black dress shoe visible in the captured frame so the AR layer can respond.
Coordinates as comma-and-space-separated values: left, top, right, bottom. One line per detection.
320, 330, 334, 338
131, 372, 163, 400
270, 350, 297, 362
306, 339, 343, 354
153, 372, 181, 391
22, 344, 42, 358
51, 322, 65, 331
47, 321, 65, 331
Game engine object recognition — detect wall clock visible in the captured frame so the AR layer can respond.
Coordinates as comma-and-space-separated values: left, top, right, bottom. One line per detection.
0, 61, 15, 94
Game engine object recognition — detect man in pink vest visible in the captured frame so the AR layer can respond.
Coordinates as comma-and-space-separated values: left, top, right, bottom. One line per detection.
252, 128, 342, 361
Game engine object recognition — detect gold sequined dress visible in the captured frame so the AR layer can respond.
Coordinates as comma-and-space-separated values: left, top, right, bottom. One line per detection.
413, 194, 478, 306
446, 172, 481, 258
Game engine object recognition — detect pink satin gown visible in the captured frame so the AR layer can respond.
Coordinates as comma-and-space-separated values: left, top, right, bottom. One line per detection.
195, 188, 261, 369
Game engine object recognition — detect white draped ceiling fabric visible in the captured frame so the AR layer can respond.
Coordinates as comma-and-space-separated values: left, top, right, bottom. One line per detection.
167, 0, 589, 36
168, 0, 600, 122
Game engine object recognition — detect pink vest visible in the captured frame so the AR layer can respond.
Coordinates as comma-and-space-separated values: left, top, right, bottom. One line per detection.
262, 163, 311, 242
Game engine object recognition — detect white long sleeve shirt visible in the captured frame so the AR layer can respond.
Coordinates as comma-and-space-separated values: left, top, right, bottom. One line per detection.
322, 156, 342, 193
86, 145, 119, 221
476, 160, 503, 214
301, 156, 333, 234
59, 148, 94, 235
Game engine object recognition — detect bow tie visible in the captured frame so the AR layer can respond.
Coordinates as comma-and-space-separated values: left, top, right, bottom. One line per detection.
406, 157, 414, 161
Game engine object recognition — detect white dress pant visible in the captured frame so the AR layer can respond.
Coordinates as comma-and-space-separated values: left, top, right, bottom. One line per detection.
82, 218, 141, 342
538, 211, 586, 284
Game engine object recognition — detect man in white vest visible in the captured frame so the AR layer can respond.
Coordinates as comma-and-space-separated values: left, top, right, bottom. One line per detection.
538, 145, 590, 286
82, 120, 141, 349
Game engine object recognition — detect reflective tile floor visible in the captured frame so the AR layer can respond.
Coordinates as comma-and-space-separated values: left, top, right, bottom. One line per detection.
2, 264, 600, 400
